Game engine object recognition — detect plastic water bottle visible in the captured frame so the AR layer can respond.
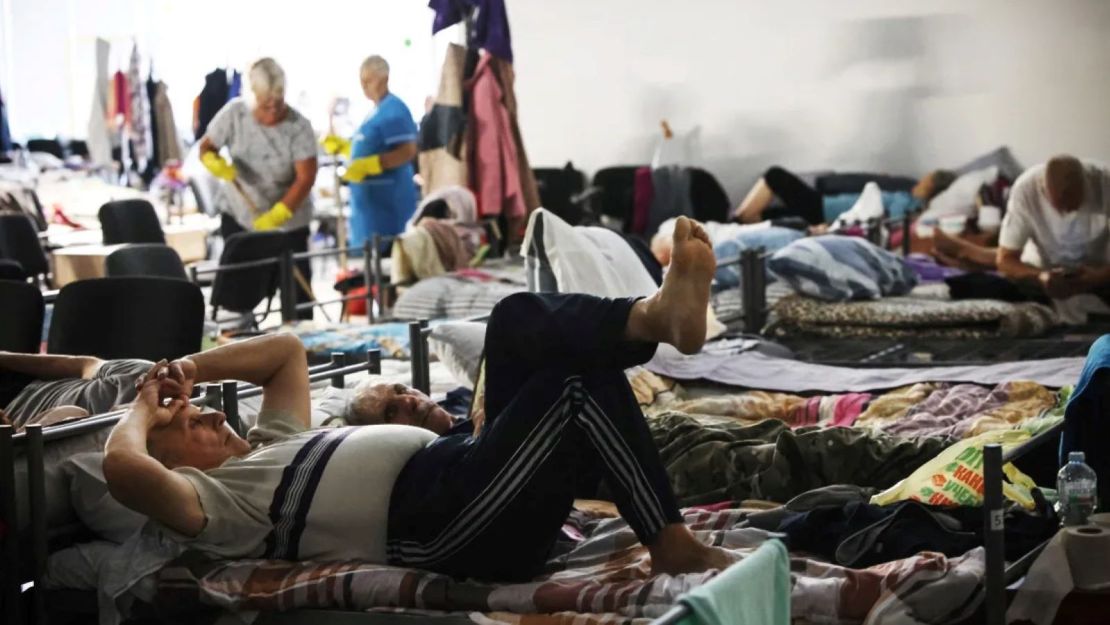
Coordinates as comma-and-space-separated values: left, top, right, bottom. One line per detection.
1057, 451, 1098, 526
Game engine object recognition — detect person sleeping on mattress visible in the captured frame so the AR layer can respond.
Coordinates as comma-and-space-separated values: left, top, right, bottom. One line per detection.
103, 217, 737, 582
0, 353, 152, 430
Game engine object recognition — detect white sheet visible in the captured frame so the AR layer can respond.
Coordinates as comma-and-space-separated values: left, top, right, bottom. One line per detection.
647, 343, 1085, 392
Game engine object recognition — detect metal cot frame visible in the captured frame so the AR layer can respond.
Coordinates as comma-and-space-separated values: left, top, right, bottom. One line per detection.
402, 308, 1070, 625
0, 350, 480, 625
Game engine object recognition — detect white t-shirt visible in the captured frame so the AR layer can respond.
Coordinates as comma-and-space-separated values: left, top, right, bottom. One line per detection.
998, 161, 1110, 269
164, 410, 435, 562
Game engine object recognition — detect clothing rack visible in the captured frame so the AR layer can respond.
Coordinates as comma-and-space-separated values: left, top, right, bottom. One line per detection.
0, 350, 383, 625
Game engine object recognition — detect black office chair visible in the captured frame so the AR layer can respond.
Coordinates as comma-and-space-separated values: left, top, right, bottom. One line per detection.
0, 258, 26, 281
106, 244, 187, 280
26, 138, 65, 160
210, 231, 288, 327
0, 213, 50, 285
534, 162, 588, 226
98, 199, 166, 245
591, 166, 645, 230
47, 277, 203, 361
0, 281, 44, 354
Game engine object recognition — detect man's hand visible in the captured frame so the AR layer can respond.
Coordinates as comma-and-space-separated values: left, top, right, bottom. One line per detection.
1039, 269, 1074, 299
133, 362, 188, 428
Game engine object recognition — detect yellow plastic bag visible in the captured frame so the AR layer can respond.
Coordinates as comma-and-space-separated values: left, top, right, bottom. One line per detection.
871, 430, 1039, 510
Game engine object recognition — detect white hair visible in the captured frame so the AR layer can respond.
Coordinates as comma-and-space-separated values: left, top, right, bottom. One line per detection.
360, 55, 390, 79
248, 57, 286, 100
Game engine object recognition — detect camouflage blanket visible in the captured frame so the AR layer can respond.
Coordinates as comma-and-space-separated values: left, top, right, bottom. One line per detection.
154, 506, 984, 625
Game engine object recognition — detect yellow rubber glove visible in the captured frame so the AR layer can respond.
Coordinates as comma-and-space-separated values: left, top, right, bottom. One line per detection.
201, 151, 237, 181
321, 134, 351, 157
341, 154, 383, 183
253, 202, 294, 231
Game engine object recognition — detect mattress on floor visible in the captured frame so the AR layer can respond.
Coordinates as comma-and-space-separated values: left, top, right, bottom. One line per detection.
392, 269, 527, 321
769, 294, 1059, 339
146, 505, 983, 625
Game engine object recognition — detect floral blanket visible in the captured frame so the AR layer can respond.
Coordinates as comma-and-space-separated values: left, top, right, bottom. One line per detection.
770, 294, 1058, 339
154, 507, 984, 625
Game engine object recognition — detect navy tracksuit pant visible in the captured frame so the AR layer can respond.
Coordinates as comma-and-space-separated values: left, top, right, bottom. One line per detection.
386, 292, 683, 581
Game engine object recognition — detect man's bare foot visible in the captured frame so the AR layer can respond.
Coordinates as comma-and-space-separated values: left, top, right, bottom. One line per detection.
640, 217, 715, 354
649, 524, 737, 576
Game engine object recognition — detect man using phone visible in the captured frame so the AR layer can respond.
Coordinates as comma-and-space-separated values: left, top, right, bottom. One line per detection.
996, 155, 1110, 299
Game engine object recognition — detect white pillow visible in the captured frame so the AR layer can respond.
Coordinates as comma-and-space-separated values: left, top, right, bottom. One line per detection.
428, 321, 487, 387
315, 385, 355, 427
61, 452, 146, 544
919, 165, 998, 220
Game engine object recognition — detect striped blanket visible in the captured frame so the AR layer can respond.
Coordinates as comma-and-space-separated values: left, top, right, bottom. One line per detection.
154, 506, 984, 624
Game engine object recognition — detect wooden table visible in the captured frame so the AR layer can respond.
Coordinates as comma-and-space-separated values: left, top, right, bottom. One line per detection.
49, 224, 209, 287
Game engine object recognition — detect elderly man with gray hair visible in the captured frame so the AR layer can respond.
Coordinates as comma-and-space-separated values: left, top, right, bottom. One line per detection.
198, 57, 319, 318
322, 55, 419, 252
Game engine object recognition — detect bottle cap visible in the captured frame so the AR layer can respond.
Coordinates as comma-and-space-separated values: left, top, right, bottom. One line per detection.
1069, 451, 1086, 463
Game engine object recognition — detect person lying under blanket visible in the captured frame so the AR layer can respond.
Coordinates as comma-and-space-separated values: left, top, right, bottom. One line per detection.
103, 217, 736, 581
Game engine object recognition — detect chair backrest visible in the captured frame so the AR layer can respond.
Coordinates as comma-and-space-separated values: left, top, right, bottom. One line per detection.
0, 258, 26, 281
534, 163, 587, 226
210, 231, 288, 315
98, 199, 166, 245
0, 213, 50, 277
26, 138, 65, 159
0, 280, 44, 353
106, 244, 187, 280
688, 167, 731, 225
591, 166, 645, 227
47, 277, 203, 361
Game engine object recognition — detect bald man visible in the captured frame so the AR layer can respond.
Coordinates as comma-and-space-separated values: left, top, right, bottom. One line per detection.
997, 155, 1110, 299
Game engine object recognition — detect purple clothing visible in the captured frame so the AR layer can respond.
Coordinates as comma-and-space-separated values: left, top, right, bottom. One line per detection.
904, 254, 966, 283
430, 0, 513, 62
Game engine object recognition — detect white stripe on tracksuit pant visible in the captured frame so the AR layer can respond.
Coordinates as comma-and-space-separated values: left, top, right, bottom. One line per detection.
386, 373, 681, 581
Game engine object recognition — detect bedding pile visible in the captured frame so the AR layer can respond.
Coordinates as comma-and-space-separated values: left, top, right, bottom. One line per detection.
152, 505, 985, 625
284, 319, 418, 359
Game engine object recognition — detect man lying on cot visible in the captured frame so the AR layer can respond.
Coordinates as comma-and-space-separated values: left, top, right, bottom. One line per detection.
103, 217, 735, 581
0, 354, 152, 430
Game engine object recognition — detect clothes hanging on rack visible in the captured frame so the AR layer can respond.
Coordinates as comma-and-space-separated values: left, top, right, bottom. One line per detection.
429, 0, 514, 62
418, 43, 468, 195
195, 68, 230, 140
111, 71, 130, 123
146, 76, 161, 172
152, 81, 183, 164
228, 70, 242, 101
0, 85, 11, 152
465, 53, 524, 220
488, 55, 539, 215
128, 43, 151, 171
86, 38, 114, 167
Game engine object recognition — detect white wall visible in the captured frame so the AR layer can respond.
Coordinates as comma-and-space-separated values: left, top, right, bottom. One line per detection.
2, 0, 455, 143
512, 0, 1110, 201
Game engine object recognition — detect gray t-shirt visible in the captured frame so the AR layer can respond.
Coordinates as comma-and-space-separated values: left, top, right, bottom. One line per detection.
204, 98, 317, 231
163, 410, 435, 562
4, 359, 151, 427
